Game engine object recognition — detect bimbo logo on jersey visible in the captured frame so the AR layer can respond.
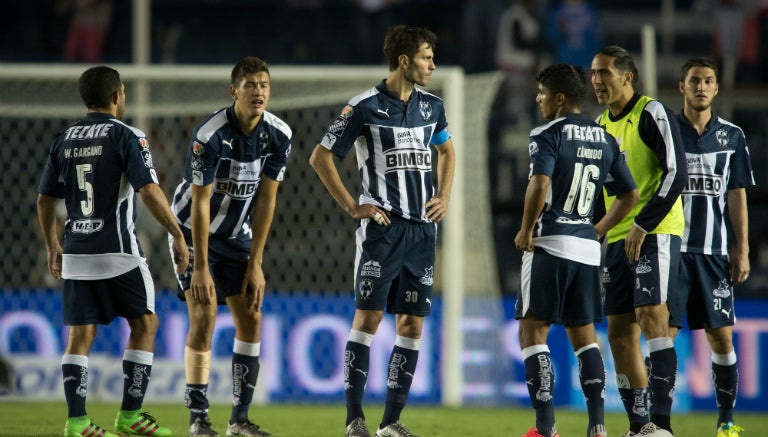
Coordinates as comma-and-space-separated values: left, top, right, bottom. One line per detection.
384, 149, 431, 172
686, 173, 723, 196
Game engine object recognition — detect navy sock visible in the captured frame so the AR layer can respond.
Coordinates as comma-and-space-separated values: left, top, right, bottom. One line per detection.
713, 362, 738, 425
576, 345, 605, 433
380, 338, 419, 428
230, 352, 260, 423
185, 384, 210, 425
62, 359, 88, 418
523, 346, 556, 437
648, 339, 676, 432
618, 387, 648, 433
120, 357, 152, 411
345, 331, 372, 425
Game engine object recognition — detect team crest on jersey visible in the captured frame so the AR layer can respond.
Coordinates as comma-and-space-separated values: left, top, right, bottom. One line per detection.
341, 105, 354, 118
359, 278, 374, 301
192, 141, 204, 156
139, 138, 149, 150
712, 279, 731, 298
635, 256, 652, 274
528, 141, 539, 155
716, 129, 729, 148
259, 131, 270, 153
418, 100, 432, 121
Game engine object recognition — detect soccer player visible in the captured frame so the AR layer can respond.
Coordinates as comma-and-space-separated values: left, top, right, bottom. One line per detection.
514, 63, 638, 437
37, 66, 189, 437
668, 57, 755, 437
309, 25, 455, 437
590, 46, 688, 437
170, 57, 291, 437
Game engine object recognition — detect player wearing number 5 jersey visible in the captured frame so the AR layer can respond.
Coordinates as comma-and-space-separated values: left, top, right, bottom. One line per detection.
591, 46, 688, 437
37, 66, 189, 437
514, 63, 638, 437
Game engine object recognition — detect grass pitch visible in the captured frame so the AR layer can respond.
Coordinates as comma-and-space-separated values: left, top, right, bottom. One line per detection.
0, 402, 763, 436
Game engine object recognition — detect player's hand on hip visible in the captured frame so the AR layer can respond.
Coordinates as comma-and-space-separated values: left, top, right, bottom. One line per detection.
354, 204, 389, 226
425, 196, 449, 223
514, 230, 534, 251
624, 225, 646, 263
190, 269, 216, 304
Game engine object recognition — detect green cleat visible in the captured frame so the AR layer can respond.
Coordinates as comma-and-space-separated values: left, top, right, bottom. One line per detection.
115, 410, 172, 436
717, 422, 744, 437
65, 415, 118, 437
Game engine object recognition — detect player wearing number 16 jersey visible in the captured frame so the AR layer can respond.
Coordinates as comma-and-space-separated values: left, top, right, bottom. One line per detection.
513, 63, 638, 437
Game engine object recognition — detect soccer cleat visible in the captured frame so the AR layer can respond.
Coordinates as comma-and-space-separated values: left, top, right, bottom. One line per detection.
189, 416, 219, 437
637, 422, 673, 437
717, 422, 744, 437
115, 410, 172, 436
374, 421, 421, 437
65, 416, 118, 437
225, 419, 271, 436
521, 428, 560, 437
346, 418, 372, 437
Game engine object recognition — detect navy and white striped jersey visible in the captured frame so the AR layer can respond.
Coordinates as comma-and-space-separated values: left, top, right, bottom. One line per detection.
171, 105, 292, 239
677, 113, 755, 255
38, 112, 159, 279
528, 113, 636, 266
319, 80, 450, 222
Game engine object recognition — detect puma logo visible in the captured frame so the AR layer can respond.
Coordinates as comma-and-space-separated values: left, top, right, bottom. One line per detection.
222, 139, 233, 149
377, 108, 390, 118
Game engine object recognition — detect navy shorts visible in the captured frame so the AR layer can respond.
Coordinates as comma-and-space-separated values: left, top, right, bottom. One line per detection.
62, 262, 155, 325
669, 253, 735, 329
515, 248, 603, 326
354, 216, 436, 316
603, 234, 681, 315
171, 226, 251, 305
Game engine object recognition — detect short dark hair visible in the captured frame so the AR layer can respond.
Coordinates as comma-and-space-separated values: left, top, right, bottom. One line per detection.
383, 25, 437, 71
79, 66, 122, 109
536, 64, 587, 105
231, 56, 270, 86
597, 45, 639, 84
680, 57, 718, 82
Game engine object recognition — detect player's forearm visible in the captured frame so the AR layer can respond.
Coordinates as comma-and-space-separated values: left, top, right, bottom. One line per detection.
248, 181, 279, 266
309, 145, 358, 216
520, 176, 548, 233
596, 189, 639, 238
36, 194, 61, 250
190, 185, 212, 270
138, 183, 184, 240
727, 188, 749, 255
435, 139, 456, 201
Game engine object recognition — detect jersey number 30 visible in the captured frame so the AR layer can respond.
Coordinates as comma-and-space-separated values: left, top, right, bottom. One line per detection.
564, 163, 599, 217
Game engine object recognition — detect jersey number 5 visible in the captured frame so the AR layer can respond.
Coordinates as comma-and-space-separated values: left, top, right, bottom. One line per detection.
564, 163, 599, 217
76, 163, 94, 216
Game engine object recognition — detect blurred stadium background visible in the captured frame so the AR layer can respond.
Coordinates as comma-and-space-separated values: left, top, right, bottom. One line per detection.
1, 0, 767, 415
